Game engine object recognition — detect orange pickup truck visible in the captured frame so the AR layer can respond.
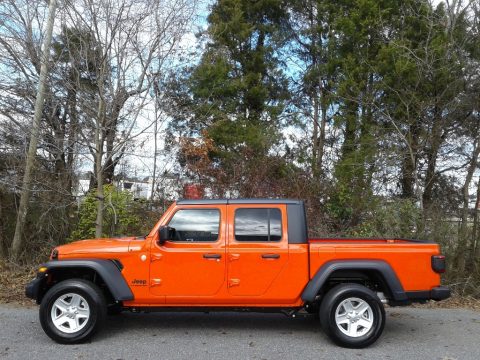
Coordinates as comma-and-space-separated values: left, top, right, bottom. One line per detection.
26, 199, 450, 348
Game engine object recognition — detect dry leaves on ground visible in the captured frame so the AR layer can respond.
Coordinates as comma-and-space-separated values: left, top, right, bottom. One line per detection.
0, 260, 36, 306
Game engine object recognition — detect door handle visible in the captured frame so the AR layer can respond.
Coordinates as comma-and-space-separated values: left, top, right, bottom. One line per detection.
262, 253, 280, 259
203, 253, 221, 259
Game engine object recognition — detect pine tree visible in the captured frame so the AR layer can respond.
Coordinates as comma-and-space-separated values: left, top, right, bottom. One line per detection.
173, 0, 290, 195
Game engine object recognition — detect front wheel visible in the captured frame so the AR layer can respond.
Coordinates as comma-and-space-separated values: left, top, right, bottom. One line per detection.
39, 279, 106, 344
319, 283, 385, 348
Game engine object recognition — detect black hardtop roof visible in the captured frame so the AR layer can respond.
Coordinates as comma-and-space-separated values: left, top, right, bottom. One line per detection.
176, 198, 303, 205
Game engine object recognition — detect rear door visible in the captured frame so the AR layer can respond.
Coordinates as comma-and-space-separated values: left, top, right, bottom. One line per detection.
226, 204, 288, 296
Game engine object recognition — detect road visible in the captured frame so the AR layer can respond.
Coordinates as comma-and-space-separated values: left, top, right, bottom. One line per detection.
0, 305, 479, 360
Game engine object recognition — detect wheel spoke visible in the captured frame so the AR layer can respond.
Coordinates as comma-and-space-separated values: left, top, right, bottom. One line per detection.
348, 322, 358, 336
67, 317, 77, 331
77, 308, 89, 317
356, 301, 370, 315
52, 314, 68, 327
358, 318, 372, 329
71, 294, 82, 307
53, 303, 67, 314
343, 300, 354, 313
336, 314, 350, 325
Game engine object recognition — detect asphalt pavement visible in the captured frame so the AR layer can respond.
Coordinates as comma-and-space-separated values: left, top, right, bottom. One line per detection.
0, 304, 479, 360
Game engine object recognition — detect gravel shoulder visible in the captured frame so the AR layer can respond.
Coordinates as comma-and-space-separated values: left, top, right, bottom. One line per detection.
1, 304, 479, 360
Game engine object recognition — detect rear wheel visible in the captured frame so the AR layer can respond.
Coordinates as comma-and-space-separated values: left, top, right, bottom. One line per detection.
39, 279, 106, 344
319, 283, 385, 348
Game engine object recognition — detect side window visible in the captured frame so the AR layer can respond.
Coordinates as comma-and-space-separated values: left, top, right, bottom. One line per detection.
234, 208, 282, 242
168, 209, 220, 242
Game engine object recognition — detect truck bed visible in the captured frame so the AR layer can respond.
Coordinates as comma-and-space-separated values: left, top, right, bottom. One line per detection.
308, 237, 442, 293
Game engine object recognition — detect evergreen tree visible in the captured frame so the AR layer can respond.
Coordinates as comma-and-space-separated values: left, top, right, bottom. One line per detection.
169, 0, 290, 196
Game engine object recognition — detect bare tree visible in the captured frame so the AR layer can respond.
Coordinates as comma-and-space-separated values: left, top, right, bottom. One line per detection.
63, 0, 197, 237
10, 0, 58, 260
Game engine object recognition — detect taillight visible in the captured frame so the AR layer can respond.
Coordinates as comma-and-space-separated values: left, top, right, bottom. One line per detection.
431, 255, 446, 273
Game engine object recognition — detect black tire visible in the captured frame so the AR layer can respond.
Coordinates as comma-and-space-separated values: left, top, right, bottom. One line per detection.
39, 279, 107, 344
319, 283, 385, 348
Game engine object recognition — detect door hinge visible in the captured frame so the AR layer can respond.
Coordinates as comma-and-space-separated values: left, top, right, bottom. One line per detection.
229, 254, 240, 261
228, 278, 240, 287
150, 279, 162, 287
151, 253, 163, 262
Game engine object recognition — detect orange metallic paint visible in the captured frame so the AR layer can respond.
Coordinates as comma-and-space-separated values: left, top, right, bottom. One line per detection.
55, 202, 443, 308
150, 205, 227, 301
226, 204, 289, 297
309, 239, 441, 292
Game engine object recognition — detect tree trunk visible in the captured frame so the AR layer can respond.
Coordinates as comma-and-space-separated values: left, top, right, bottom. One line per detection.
151, 82, 160, 203
94, 99, 106, 238
457, 139, 480, 273
0, 190, 5, 259
317, 79, 327, 175
95, 149, 104, 238
104, 89, 129, 184
11, 0, 57, 260
422, 108, 443, 209
474, 181, 480, 265
65, 66, 79, 198
312, 94, 320, 176
400, 121, 420, 198
94, 80, 107, 238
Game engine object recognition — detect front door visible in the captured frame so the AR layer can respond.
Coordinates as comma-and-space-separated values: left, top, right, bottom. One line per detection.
227, 204, 288, 296
150, 205, 226, 301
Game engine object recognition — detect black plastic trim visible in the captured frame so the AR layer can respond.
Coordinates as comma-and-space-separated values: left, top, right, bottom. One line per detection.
287, 202, 308, 244
406, 286, 451, 302
177, 198, 303, 205
111, 259, 124, 271
25, 277, 43, 300
301, 260, 408, 302
34, 259, 133, 301
126, 306, 303, 314
310, 237, 434, 243
177, 199, 228, 205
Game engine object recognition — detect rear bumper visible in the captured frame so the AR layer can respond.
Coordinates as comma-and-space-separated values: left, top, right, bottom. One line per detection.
405, 286, 451, 302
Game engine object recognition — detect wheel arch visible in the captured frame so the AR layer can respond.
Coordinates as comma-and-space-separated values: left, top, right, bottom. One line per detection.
32, 259, 133, 304
301, 260, 408, 303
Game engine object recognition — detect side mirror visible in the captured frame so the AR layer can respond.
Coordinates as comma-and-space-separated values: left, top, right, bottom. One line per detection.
158, 226, 175, 244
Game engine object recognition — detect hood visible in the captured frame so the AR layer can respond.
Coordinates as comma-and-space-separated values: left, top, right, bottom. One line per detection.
56, 237, 141, 256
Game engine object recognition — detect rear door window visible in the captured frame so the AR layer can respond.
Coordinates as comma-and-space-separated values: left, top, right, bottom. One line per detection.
234, 208, 282, 242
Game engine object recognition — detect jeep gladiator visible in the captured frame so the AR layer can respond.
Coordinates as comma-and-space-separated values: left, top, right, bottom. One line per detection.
26, 199, 450, 348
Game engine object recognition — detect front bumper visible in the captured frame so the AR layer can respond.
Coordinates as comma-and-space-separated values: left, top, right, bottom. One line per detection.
405, 286, 451, 302
25, 274, 47, 303
25, 277, 41, 299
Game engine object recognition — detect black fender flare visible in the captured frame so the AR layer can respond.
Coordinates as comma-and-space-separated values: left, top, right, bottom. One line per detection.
301, 260, 408, 302
35, 259, 134, 302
